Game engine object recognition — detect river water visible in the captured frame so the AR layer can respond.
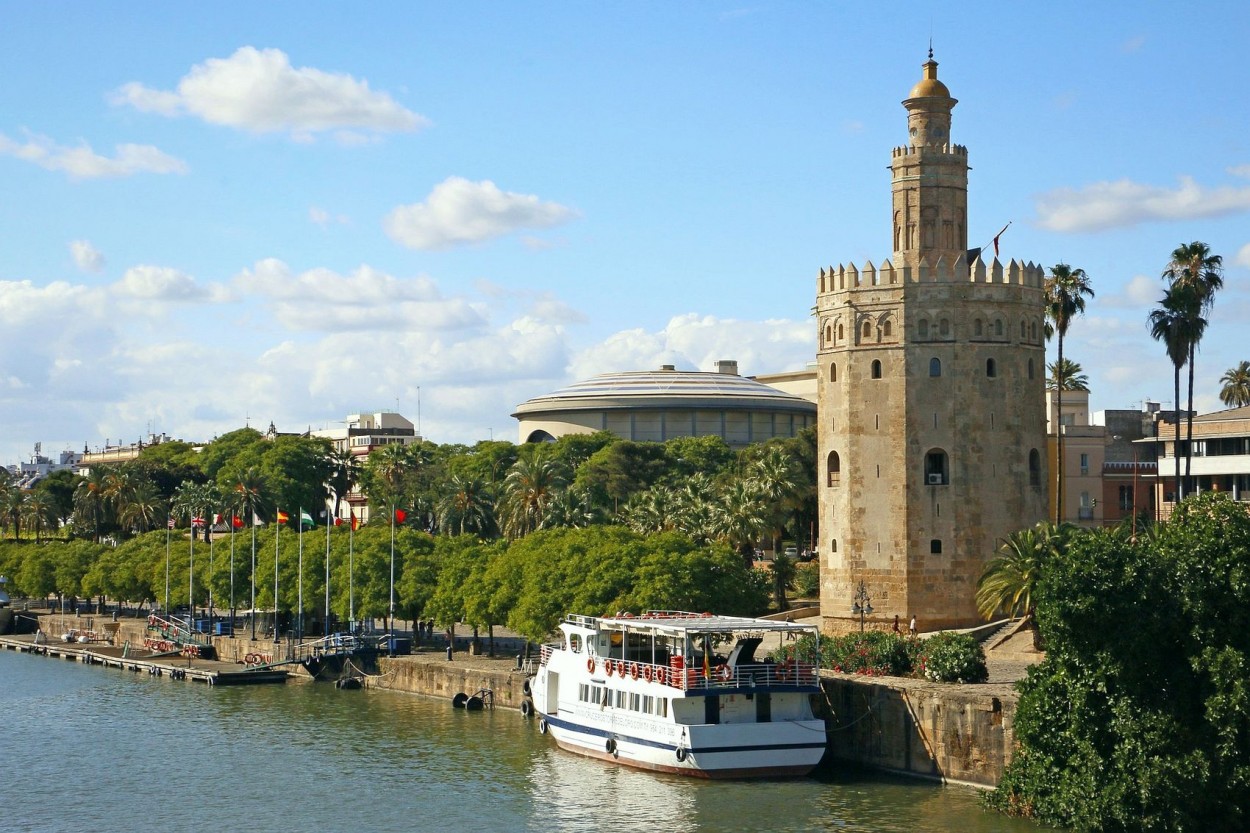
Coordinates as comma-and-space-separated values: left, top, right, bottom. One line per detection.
1, 650, 1049, 833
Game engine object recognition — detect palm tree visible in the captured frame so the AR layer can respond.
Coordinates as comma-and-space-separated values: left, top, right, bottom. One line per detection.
73, 465, 114, 542
436, 474, 494, 536
171, 481, 218, 541
748, 446, 803, 555
23, 491, 58, 543
1148, 286, 1204, 504
714, 479, 769, 567
622, 485, 681, 534
0, 487, 27, 540
1047, 358, 1090, 392
325, 447, 360, 522
1044, 263, 1095, 524
1162, 241, 1223, 491
117, 481, 164, 533
543, 486, 605, 530
497, 455, 567, 539
1219, 360, 1250, 408
975, 521, 1077, 648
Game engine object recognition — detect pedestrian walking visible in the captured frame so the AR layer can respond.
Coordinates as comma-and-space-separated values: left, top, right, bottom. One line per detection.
908, 615, 917, 636
892, 615, 900, 634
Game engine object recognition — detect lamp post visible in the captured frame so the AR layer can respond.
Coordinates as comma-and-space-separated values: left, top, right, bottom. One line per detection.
850, 580, 873, 632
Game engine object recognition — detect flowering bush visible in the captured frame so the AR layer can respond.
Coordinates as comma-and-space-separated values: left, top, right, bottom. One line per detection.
917, 632, 988, 683
824, 631, 912, 677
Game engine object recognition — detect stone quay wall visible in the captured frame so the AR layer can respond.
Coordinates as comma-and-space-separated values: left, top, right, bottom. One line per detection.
820, 674, 1016, 788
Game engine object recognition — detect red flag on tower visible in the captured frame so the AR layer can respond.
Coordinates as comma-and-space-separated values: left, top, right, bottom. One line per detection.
394, 509, 407, 525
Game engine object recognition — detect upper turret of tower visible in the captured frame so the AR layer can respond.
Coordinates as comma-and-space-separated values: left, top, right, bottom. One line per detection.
903, 52, 957, 148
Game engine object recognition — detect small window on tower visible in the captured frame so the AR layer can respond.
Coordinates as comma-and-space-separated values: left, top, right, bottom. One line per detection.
940, 318, 951, 337
883, 320, 892, 338
929, 357, 941, 377
829, 363, 837, 382
919, 319, 930, 339
862, 321, 872, 340
986, 358, 997, 378
930, 539, 942, 555
871, 360, 883, 379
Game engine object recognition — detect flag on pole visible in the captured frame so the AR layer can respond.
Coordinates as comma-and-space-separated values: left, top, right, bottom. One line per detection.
394, 509, 407, 525
991, 221, 1011, 259
333, 517, 343, 527
232, 515, 244, 529
252, 512, 263, 527
192, 516, 205, 528
277, 510, 290, 525
213, 513, 223, 526
350, 511, 359, 531
300, 510, 315, 528
167, 518, 176, 529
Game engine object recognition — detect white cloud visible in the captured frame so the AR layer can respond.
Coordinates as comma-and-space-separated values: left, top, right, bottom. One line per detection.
70, 240, 105, 273
233, 259, 486, 332
1236, 243, 1250, 268
569, 313, 813, 381
384, 177, 579, 250
0, 131, 188, 179
1228, 164, 1250, 179
309, 206, 350, 228
1036, 176, 1250, 233
115, 265, 207, 302
111, 46, 427, 140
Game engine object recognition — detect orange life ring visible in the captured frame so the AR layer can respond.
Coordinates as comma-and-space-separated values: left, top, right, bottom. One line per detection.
603, 659, 613, 676
643, 665, 653, 682
630, 663, 640, 680
587, 656, 596, 674
715, 664, 732, 682
656, 666, 668, 685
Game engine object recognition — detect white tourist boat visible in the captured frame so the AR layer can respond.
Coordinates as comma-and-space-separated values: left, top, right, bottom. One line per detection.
529, 610, 827, 778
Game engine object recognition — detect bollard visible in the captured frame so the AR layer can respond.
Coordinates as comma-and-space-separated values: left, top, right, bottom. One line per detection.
515, 653, 523, 670
446, 645, 453, 661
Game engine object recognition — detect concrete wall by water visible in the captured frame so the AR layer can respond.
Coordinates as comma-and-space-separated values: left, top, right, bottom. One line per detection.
821, 675, 1015, 788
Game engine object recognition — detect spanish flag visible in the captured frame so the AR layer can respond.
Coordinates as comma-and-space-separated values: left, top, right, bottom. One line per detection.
276, 510, 289, 525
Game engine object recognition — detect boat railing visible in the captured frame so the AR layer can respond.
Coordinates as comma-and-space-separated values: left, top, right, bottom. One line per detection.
595, 656, 818, 690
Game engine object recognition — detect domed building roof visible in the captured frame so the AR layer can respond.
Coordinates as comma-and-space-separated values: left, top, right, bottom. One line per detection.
513, 361, 816, 446
907, 56, 952, 101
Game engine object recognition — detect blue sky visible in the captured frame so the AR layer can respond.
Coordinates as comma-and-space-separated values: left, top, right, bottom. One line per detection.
3, 2, 1249, 466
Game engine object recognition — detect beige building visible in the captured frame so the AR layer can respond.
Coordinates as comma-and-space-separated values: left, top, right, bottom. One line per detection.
311, 411, 419, 525
513, 360, 816, 448
1154, 404, 1250, 515
815, 55, 1049, 632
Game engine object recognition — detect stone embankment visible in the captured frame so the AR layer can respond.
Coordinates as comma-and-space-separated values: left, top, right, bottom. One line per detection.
24, 612, 1036, 787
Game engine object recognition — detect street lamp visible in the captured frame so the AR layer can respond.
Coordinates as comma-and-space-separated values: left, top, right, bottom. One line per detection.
850, 580, 873, 632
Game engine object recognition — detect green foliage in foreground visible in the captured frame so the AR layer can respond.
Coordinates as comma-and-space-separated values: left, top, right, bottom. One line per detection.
770, 630, 985, 683
987, 493, 1250, 832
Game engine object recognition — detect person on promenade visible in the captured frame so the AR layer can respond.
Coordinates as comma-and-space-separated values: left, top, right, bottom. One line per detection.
892, 615, 901, 634
908, 615, 917, 637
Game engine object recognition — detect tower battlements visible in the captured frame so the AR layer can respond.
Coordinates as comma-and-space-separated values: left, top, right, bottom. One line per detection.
891, 143, 967, 159
817, 256, 1044, 295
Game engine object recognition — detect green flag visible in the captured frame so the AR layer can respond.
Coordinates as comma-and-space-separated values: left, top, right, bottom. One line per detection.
300, 510, 315, 528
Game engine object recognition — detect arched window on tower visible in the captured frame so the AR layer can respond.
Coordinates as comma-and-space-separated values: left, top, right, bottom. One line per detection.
871, 360, 883, 379
986, 358, 997, 378
1028, 358, 1035, 379
1021, 319, 1027, 339
829, 363, 837, 383
925, 449, 949, 486
883, 320, 892, 338
862, 321, 872, 340
824, 325, 832, 345
974, 318, 983, 337
929, 357, 941, 377
1028, 449, 1042, 487
1031, 320, 1039, 341
837, 324, 844, 342
827, 451, 841, 488
995, 319, 1004, 338
919, 319, 929, 339
939, 318, 951, 338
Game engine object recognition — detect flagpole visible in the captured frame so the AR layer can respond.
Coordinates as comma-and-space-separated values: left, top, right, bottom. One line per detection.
164, 519, 171, 614
324, 500, 331, 638
229, 515, 236, 633
250, 515, 257, 641
208, 518, 215, 624
274, 510, 280, 644
348, 511, 355, 625
188, 518, 195, 629
297, 507, 304, 641
388, 504, 396, 651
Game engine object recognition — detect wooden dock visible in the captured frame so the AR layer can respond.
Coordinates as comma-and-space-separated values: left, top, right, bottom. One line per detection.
0, 633, 289, 685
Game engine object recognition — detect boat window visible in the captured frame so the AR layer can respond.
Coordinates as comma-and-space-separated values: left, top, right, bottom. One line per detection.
615, 690, 627, 708
568, 633, 582, 653
657, 698, 668, 718
630, 692, 641, 711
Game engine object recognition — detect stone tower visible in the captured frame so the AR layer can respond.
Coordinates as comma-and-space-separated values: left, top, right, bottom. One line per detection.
815, 55, 1048, 632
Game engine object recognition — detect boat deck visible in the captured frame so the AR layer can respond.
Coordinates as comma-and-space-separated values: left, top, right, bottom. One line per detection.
0, 633, 289, 685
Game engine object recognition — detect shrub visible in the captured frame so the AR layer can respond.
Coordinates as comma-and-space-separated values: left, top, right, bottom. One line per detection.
918, 631, 988, 683
792, 562, 820, 599
826, 631, 912, 677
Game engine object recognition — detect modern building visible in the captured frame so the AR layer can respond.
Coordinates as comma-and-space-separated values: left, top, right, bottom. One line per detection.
1154, 404, 1250, 516
311, 411, 420, 524
5, 447, 80, 489
815, 55, 1049, 633
513, 360, 816, 448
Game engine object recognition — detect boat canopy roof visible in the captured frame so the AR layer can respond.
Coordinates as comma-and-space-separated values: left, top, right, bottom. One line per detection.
561, 610, 816, 639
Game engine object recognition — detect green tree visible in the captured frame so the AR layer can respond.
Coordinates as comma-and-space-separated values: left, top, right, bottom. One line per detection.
714, 479, 768, 565
988, 493, 1250, 830
975, 521, 1076, 647
22, 490, 59, 543
1046, 357, 1090, 392
0, 486, 27, 540
197, 427, 266, 481
436, 474, 494, 536
1043, 263, 1094, 525
34, 469, 76, 529
325, 447, 360, 521
1219, 360, 1250, 408
663, 435, 736, 483
574, 441, 668, 512
73, 465, 114, 542
1149, 285, 1203, 503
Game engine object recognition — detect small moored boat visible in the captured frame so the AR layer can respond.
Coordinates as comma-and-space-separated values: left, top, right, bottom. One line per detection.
529, 610, 826, 778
